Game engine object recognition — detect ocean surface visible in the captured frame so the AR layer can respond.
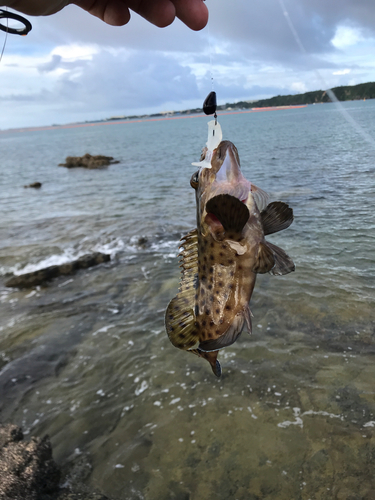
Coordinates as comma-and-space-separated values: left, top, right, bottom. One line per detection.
1, 101, 375, 499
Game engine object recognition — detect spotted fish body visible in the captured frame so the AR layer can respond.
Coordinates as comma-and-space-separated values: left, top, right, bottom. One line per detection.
166, 140, 294, 376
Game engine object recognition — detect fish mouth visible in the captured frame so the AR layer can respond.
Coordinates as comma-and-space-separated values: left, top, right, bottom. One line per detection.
211, 144, 251, 201
204, 144, 251, 231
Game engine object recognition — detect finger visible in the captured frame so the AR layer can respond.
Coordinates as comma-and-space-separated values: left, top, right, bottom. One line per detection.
172, 0, 208, 31
128, 0, 176, 28
73, 0, 131, 26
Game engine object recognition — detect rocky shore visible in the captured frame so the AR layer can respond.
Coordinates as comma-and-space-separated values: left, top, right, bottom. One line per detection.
5, 253, 110, 288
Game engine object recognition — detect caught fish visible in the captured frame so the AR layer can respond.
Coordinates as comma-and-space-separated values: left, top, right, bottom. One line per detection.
165, 121, 295, 377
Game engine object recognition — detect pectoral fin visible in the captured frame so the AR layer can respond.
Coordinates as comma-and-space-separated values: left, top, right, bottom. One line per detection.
261, 201, 294, 235
206, 194, 249, 234
266, 241, 295, 276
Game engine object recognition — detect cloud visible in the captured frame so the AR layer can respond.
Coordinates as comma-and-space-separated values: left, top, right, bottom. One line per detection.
37, 54, 89, 72
2, 0, 375, 128
331, 25, 364, 49
332, 69, 351, 76
1, 49, 201, 123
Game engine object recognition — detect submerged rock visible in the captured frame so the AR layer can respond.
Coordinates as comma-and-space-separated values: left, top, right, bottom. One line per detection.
137, 236, 149, 249
0, 424, 112, 500
58, 154, 119, 169
0, 423, 60, 499
24, 182, 42, 188
5, 252, 110, 288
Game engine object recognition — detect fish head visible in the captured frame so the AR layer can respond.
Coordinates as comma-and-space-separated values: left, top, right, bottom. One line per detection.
190, 140, 253, 234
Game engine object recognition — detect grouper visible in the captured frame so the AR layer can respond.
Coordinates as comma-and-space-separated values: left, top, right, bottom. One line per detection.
165, 126, 295, 377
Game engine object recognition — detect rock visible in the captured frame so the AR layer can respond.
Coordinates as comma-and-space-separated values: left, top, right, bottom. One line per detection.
58, 154, 119, 169
5, 252, 110, 289
0, 423, 60, 499
24, 182, 42, 188
0, 424, 112, 500
137, 236, 148, 249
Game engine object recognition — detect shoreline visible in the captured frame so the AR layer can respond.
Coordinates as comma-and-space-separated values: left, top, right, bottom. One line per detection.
0, 105, 308, 134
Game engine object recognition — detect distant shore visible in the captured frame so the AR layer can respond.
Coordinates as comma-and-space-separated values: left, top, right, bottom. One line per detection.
2, 79, 374, 134
0, 104, 308, 134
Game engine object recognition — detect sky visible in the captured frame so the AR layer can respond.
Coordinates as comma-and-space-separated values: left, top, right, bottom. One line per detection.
1, 0, 375, 129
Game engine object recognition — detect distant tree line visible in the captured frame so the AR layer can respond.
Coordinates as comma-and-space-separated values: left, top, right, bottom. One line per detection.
218, 81, 375, 110
105, 81, 375, 123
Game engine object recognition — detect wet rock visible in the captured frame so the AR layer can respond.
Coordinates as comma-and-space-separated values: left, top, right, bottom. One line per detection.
0, 424, 112, 500
137, 236, 148, 249
0, 423, 60, 499
24, 182, 42, 188
58, 154, 119, 169
5, 252, 110, 289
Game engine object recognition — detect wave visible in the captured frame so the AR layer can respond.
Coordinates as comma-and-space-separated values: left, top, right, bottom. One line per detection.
0, 233, 180, 277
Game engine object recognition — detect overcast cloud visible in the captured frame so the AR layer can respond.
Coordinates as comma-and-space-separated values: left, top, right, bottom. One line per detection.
1, 0, 375, 129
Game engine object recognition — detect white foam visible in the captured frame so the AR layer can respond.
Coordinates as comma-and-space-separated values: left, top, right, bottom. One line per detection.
1, 234, 180, 277
169, 398, 181, 405
93, 238, 126, 257
2, 236, 126, 277
13, 248, 80, 275
92, 325, 115, 336
278, 408, 344, 429
135, 380, 148, 396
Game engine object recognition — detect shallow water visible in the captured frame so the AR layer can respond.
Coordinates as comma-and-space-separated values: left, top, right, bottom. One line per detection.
1, 102, 375, 499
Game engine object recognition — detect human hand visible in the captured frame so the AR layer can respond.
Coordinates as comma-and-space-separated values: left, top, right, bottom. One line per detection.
4, 0, 209, 30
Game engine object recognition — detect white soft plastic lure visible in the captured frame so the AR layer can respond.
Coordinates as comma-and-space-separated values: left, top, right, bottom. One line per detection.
192, 119, 223, 169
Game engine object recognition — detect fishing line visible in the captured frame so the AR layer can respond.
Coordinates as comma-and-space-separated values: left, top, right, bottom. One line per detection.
203, 3, 218, 126
278, 0, 375, 150
207, 19, 215, 92
0, 9, 8, 64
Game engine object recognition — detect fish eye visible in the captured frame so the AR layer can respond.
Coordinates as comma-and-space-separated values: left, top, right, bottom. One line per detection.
190, 170, 199, 190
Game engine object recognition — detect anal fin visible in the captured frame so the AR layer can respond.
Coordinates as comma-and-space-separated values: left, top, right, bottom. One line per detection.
198, 310, 247, 352
266, 241, 295, 276
253, 241, 275, 273
244, 305, 252, 334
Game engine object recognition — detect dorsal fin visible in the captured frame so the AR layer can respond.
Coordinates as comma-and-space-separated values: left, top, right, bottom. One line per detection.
165, 229, 199, 350
261, 201, 294, 235
206, 194, 249, 233
266, 241, 295, 276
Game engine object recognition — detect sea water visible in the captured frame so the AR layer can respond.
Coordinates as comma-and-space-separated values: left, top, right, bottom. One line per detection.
0, 101, 375, 499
